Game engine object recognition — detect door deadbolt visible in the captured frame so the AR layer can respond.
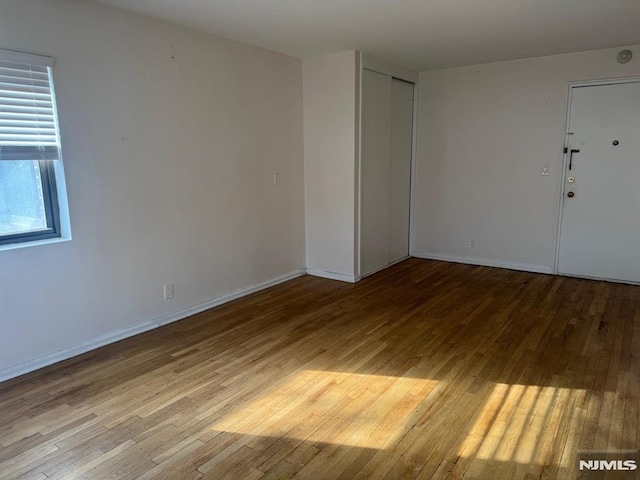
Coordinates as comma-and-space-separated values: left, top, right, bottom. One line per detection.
567, 191, 575, 198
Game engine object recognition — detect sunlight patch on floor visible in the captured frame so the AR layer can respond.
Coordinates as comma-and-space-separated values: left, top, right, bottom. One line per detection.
210, 370, 439, 449
459, 383, 589, 467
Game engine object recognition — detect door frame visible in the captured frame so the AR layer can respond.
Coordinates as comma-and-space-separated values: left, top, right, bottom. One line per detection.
356, 53, 418, 279
553, 76, 640, 277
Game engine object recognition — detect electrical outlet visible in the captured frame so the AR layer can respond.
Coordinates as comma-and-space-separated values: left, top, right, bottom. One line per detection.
273, 172, 280, 186
468, 238, 477, 249
163, 283, 174, 300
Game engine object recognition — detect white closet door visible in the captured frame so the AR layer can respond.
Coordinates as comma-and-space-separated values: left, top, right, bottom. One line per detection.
389, 78, 413, 262
361, 69, 392, 276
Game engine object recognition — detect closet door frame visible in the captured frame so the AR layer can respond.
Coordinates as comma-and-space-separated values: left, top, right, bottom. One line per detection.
356, 53, 419, 279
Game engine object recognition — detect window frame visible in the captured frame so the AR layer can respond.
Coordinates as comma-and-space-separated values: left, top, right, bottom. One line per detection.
0, 48, 65, 247
0, 159, 62, 246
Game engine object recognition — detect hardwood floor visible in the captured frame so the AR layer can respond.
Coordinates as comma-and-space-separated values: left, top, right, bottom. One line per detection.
1, 258, 638, 479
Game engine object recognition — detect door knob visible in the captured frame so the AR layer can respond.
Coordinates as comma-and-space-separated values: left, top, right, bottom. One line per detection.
567, 191, 575, 198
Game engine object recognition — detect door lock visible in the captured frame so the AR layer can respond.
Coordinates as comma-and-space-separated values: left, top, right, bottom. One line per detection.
568, 149, 580, 170
567, 191, 575, 198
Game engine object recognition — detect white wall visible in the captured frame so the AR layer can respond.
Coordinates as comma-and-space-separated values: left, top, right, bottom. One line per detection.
303, 51, 359, 280
414, 45, 640, 273
0, 0, 305, 378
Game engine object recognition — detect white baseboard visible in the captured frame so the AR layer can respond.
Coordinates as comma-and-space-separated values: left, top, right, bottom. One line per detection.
557, 271, 640, 286
359, 255, 411, 279
411, 251, 553, 275
306, 268, 359, 283
0, 269, 306, 383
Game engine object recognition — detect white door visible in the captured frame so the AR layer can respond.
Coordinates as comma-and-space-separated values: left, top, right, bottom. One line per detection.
558, 81, 640, 283
361, 69, 392, 276
389, 78, 414, 262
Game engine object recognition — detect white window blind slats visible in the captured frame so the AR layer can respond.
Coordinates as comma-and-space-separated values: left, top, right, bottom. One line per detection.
0, 89, 53, 102
0, 115, 55, 124
0, 139, 58, 146
0, 49, 58, 162
0, 49, 53, 68
0, 128, 57, 136
0, 120, 56, 128
0, 82, 52, 95
0, 74, 51, 88
0, 64, 49, 77
0, 60, 49, 72
0, 98, 53, 109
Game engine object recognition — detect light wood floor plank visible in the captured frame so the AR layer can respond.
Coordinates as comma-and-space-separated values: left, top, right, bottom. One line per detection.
0, 259, 638, 479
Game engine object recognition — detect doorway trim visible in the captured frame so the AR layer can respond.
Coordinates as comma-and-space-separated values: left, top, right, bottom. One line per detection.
553, 76, 640, 277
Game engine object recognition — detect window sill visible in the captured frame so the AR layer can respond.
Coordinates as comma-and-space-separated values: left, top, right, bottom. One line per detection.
0, 235, 71, 253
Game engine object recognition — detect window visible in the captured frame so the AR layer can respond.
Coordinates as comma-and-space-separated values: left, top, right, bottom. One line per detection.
0, 48, 64, 246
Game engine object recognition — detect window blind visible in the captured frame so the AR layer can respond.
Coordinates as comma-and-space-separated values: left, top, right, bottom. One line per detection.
0, 49, 58, 161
